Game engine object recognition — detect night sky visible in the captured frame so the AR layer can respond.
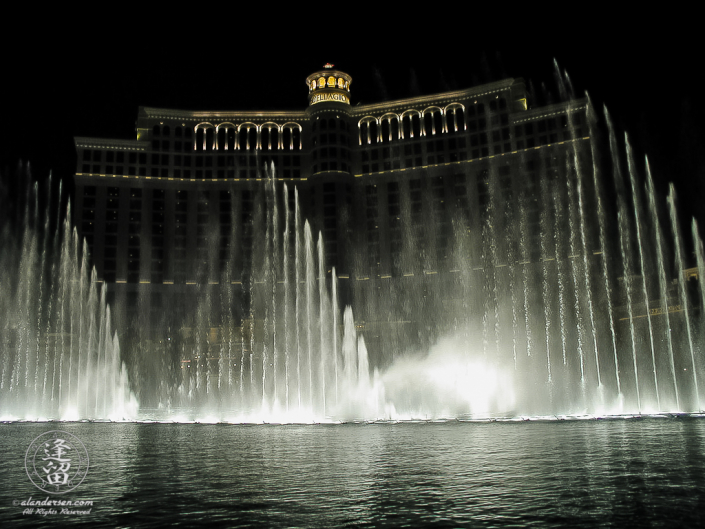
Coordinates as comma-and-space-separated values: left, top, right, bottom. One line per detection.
3, 15, 703, 239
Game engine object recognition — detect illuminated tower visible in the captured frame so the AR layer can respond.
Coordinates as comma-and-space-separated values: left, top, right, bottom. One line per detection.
305, 65, 355, 270
305, 64, 354, 176
306, 64, 352, 107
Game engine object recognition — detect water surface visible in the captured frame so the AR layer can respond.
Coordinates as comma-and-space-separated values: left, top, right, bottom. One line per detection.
1, 419, 703, 527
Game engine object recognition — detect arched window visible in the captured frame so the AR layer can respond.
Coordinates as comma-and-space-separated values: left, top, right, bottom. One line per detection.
216, 123, 237, 150
205, 128, 215, 151
238, 123, 258, 150
401, 110, 422, 139
380, 113, 399, 143
282, 123, 302, 151
358, 117, 379, 145
261, 123, 280, 150
445, 103, 466, 133
422, 107, 444, 136
194, 123, 216, 151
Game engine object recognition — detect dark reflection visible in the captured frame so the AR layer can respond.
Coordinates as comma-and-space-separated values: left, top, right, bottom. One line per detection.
1, 420, 704, 527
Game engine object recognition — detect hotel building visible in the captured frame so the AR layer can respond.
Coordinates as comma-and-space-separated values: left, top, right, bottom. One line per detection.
73, 65, 591, 348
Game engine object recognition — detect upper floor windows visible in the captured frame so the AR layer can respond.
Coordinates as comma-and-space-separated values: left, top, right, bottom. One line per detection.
358, 102, 468, 145
192, 122, 302, 152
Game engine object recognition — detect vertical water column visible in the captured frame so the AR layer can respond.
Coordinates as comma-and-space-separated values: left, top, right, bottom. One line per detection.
539, 170, 554, 387
304, 223, 315, 412
587, 99, 621, 399
694, 221, 705, 324
607, 112, 641, 411
625, 136, 661, 410
488, 169, 503, 363
518, 192, 532, 361
565, 157, 586, 388
514, 190, 537, 412
68, 228, 82, 413
271, 173, 279, 410
35, 180, 51, 407
16, 201, 38, 405
619, 205, 642, 411
693, 220, 705, 410
80, 265, 98, 416
646, 162, 679, 410
575, 141, 602, 391
260, 173, 275, 410
295, 189, 302, 410
96, 283, 107, 414
341, 306, 358, 416
318, 237, 328, 417
48, 182, 64, 408
480, 169, 498, 360
332, 268, 339, 409
283, 183, 291, 413
56, 208, 71, 411
507, 229, 519, 372
553, 173, 569, 372
668, 186, 700, 408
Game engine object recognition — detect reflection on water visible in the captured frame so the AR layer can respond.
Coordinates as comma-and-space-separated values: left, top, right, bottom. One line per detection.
1, 419, 704, 527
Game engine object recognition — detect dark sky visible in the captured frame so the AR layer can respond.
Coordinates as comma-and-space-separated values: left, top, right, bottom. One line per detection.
3, 14, 703, 235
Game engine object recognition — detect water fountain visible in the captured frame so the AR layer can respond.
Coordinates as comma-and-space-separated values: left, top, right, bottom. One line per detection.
134, 103, 704, 422
0, 172, 137, 421
1, 75, 704, 423
138, 176, 382, 422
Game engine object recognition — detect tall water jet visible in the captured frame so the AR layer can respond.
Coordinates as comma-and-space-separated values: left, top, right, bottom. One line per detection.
154, 173, 376, 422
694, 220, 705, 338
587, 98, 621, 401
0, 169, 137, 420
668, 185, 699, 408
626, 136, 661, 410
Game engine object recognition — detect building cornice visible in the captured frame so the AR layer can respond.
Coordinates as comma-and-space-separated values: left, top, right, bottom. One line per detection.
349, 78, 520, 116
136, 78, 523, 123
74, 137, 148, 150
512, 98, 589, 124
140, 107, 308, 122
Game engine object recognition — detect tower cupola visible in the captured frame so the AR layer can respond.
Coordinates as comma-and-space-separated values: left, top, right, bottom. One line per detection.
306, 64, 352, 107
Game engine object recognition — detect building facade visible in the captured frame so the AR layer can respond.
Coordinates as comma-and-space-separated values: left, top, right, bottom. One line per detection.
73, 65, 591, 350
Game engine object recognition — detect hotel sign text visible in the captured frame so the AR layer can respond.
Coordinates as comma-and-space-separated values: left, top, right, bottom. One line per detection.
310, 92, 350, 105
